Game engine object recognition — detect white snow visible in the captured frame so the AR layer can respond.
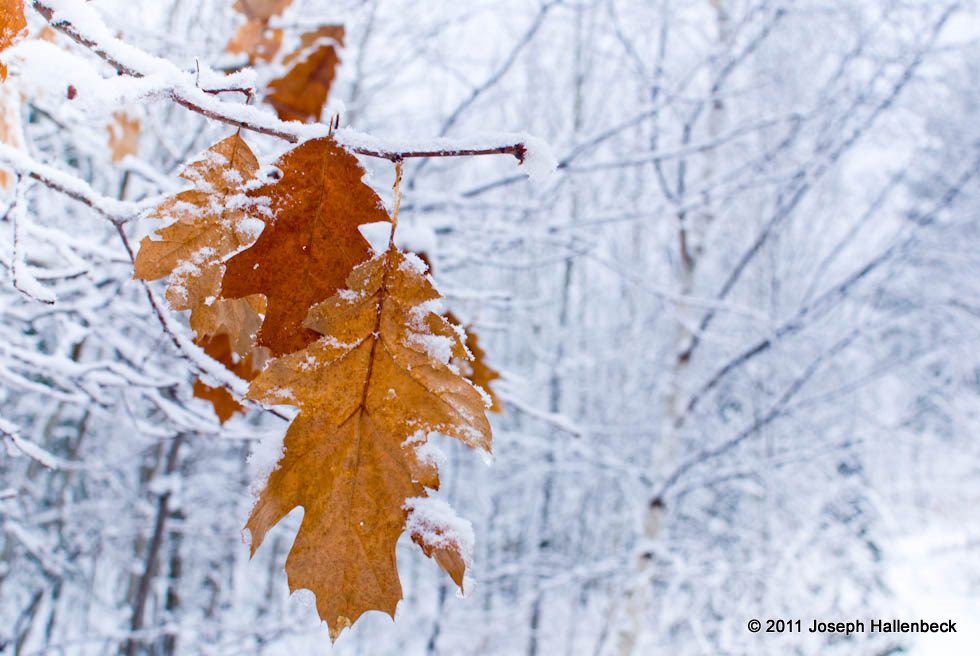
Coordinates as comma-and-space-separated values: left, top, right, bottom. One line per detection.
404, 496, 475, 570
358, 221, 393, 253
398, 251, 429, 275
246, 428, 287, 500
519, 133, 559, 182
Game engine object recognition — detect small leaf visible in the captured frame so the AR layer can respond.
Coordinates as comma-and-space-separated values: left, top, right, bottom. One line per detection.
192, 332, 267, 424
0, 75, 24, 188
449, 312, 503, 413
108, 111, 139, 163
0, 0, 26, 82
232, 0, 292, 21
134, 133, 266, 354
227, 19, 282, 63
266, 25, 344, 122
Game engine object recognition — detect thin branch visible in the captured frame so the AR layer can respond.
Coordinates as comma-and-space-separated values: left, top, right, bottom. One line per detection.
653, 328, 863, 502
31, 0, 532, 163
0, 144, 140, 221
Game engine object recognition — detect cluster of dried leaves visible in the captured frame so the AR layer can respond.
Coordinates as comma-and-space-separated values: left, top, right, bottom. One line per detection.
2, 0, 502, 639
135, 130, 499, 639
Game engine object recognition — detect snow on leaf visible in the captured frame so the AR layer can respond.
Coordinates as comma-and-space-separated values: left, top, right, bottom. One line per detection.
134, 132, 266, 356
220, 136, 386, 357
0, 0, 26, 81
245, 247, 492, 641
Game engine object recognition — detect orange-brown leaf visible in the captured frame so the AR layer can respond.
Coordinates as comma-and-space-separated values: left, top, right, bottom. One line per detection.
245, 248, 491, 640
108, 111, 139, 162
134, 133, 266, 354
220, 137, 386, 357
192, 332, 267, 424
0, 75, 23, 188
266, 25, 344, 122
226, 19, 282, 63
0, 0, 26, 82
446, 312, 502, 413
233, 0, 292, 21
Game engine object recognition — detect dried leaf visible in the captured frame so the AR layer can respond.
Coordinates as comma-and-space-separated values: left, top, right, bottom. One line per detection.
191, 294, 266, 358
414, 252, 502, 413
447, 312, 502, 413
134, 133, 266, 354
266, 25, 344, 122
221, 137, 386, 357
0, 76, 24, 188
108, 111, 139, 162
245, 248, 491, 640
227, 19, 282, 63
0, 0, 26, 82
233, 0, 292, 21
192, 332, 267, 424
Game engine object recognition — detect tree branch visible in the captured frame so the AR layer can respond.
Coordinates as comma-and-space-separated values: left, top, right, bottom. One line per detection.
31, 0, 532, 163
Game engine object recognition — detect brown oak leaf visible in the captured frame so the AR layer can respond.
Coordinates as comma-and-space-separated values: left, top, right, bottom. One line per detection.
220, 137, 387, 357
448, 312, 502, 413
0, 74, 24, 188
266, 25, 344, 122
226, 19, 282, 63
414, 251, 502, 413
134, 133, 266, 355
0, 0, 26, 82
192, 332, 268, 424
245, 247, 491, 640
233, 0, 292, 21
108, 111, 140, 162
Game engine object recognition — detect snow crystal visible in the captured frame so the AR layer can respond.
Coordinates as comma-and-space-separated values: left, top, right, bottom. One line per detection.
358, 221, 393, 254
404, 497, 475, 570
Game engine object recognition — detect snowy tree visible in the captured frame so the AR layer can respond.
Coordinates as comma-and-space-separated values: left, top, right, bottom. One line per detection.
1, 1, 978, 655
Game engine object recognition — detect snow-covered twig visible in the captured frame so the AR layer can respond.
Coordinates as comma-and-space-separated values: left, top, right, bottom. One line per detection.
31, 0, 542, 166
1, 414, 62, 469
0, 143, 138, 221
10, 179, 56, 304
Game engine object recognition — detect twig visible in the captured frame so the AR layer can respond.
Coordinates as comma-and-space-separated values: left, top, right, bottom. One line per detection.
31, 0, 532, 162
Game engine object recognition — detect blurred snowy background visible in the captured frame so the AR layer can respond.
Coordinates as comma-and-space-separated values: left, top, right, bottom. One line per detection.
1, 0, 979, 654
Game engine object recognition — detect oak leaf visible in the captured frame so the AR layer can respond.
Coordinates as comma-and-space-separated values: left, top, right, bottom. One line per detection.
266, 25, 344, 122
414, 252, 502, 413
0, 0, 26, 82
448, 312, 502, 413
108, 111, 140, 163
245, 247, 491, 640
192, 332, 267, 424
233, 0, 292, 21
134, 133, 266, 355
221, 137, 387, 357
227, 19, 282, 63
0, 75, 24, 188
